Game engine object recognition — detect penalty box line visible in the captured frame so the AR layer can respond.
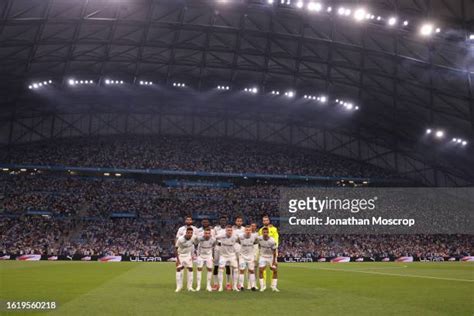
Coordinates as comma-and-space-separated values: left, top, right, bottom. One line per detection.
288, 265, 474, 283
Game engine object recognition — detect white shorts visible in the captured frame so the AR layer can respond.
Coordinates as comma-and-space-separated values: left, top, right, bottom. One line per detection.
196, 256, 213, 269
178, 254, 193, 268
219, 255, 238, 269
239, 256, 255, 270
258, 256, 275, 269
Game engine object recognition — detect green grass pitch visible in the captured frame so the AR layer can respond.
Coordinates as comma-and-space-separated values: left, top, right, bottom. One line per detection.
1, 261, 473, 315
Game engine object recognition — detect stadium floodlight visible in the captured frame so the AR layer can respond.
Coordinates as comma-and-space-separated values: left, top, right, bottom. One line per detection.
267, 0, 273, 3
435, 130, 444, 138
319, 95, 327, 103
337, 7, 345, 15
308, 2, 322, 12
426, 128, 432, 134
469, 34, 474, 40
346, 103, 353, 110
327, 6, 332, 12
403, 20, 409, 26
462, 141, 467, 146
296, 1, 303, 8
28, 85, 32, 89
420, 23, 434, 36
435, 27, 441, 33
344, 8, 351, 16
284, 91, 295, 98
376, 16, 381, 21
388, 17, 397, 26
105, 79, 110, 84
353, 8, 366, 22
355, 106, 359, 110
452, 138, 457, 142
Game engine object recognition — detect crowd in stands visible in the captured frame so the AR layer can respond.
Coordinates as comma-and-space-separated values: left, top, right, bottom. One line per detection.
2, 135, 398, 179
0, 136, 469, 259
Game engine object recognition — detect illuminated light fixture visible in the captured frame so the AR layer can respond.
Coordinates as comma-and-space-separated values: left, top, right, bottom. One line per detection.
435, 130, 444, 138
319, 95, 327, 103
271, 90, 280, 95
462, 141, 467, 146
403, 20, 409, 26
244, 87, 258, 94
173, 82, 186, 87
308, 2, 322, 12
327, 6, 332, 12
435, 27, 441, 33
387, 17, 397, 26
29, 80, 53, 89
104, 79, 123, 85
217, 85, 230, 90
284, 91, 295, 98
296, 1, 303, 8
337, 7, 345, 15
267, 0, 273, 3
344, 8, 351, 16
355, 106, 359, 110
139, 81, 153, 85
469, 34, 474, 40
420, 23, 434, 36
426, 128, 432, 134
452, 138, 457, 142
376, 16, 381, 21
353, 8, 366, 21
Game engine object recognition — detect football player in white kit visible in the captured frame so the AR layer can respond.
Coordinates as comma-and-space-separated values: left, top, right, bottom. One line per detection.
212, 215, 229, 290
197, 218, 214, 238
175, 227, 196, 292
237, 225, 258, 291
216, 225, 240, 292
258, 227, 279, 292
176, 215, 199, 239
194, 227, 216, 292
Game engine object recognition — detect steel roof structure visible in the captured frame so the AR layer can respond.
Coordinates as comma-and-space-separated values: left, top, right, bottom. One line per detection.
0, 0, 473, 186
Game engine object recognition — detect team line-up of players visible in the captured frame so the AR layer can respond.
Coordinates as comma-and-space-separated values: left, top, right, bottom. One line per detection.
175, 215, 280, 293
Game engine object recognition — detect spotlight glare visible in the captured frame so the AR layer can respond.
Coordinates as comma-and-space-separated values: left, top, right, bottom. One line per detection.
308, 2, 322, 12
296, 1, 303, 9
68, 79, 75, 85
344, 9, 351, 16
338, 7, 345, 15
320, 96, 327, 103
354, 8, 366, 21
403, 20, 409, 26
435, 130, 444, 138
435, 27, 441, 33
420, 23, 434, 36
105, 79, 110, 84
388, 17, 397, 26
28, 85, 32, 89
426, 129, 432, 134
462, 141, 467, 146
327, 6, 332, 12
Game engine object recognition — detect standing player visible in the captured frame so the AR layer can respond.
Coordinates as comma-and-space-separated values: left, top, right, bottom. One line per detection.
258, 227, 279, 292
232, 216, 245, 237
194, 227, 216, 292
175, 227, 196, 292
237, 225, 258, 291
176, 215, 199, 239
197, 218, 213, 237
258, 215, 279, 283
216, 225, 240, 292
249, 222, 260, 290
212, 215, 229, 290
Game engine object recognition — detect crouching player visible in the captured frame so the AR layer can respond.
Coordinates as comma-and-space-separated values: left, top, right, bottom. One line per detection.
175, 227, 196, 292
217, 225, 240, 291
258, 227, 279, 292
237, 225, 258, 291
194, 227, 216, 292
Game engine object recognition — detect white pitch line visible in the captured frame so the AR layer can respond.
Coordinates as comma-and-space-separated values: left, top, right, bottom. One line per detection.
290, 265, 474, 283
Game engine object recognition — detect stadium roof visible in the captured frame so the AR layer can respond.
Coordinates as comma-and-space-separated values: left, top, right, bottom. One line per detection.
0, 0, 473, 186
